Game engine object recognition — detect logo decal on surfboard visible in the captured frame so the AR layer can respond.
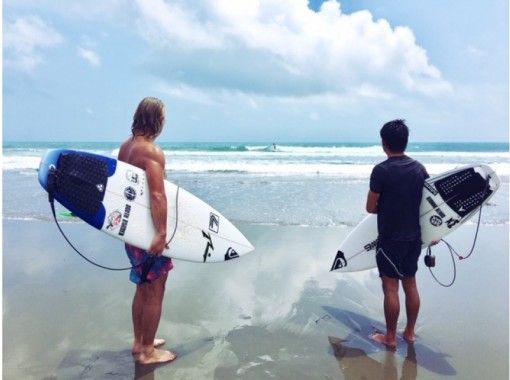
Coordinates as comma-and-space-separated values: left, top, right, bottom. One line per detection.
126, 170, 139, 184
124, 186, 137, 201
118, 204, 132, 236
209, 213, 220, 233
106, 210, 122, 231
364, 239, 378, 252
446, 217, 460, 229
429, 215, 443, 226
424, 181, 438, 195
426, 196, 446, 217
330, 250, 347, 271
202, 230, 214, 262
225, 247, 239, 260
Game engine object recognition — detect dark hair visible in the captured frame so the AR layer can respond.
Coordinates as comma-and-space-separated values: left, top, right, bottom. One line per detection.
380, 119, 409, 153
131, 97, 165, 138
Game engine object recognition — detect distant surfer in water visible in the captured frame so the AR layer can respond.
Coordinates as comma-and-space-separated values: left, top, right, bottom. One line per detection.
118, 97, 177, 364
365, 119, 430, 349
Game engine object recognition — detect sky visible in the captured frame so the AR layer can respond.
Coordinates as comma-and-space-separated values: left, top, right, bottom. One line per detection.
3, 0, 509, 142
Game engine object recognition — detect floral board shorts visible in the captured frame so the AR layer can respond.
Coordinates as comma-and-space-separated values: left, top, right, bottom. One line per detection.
125, 243, 173, 284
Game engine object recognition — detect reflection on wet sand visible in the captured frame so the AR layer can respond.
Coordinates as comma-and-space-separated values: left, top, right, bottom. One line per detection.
56, 337, 216, 379
323, 306, 456, 377
3, 221, 507, 379
329, 336, 417, 380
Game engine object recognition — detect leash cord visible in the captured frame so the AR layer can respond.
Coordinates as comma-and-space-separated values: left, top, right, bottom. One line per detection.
427, 175, 490, 287
376, 175, 490, 287
48, 168, 179, 271
49, 194, 138, 271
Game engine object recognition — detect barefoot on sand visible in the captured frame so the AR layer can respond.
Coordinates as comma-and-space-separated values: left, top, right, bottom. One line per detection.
154, 338, 166, 347
132, 338, 166, 354
403, 329, 416, 343
137, 349, 177, 365
369, 332, 397, 349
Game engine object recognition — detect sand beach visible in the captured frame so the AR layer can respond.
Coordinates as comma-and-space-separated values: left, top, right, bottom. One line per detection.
3, 219, 508, 379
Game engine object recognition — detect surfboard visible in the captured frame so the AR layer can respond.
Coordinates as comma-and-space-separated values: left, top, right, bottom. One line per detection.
38, 149, 254, 263
330, 164, 500, 272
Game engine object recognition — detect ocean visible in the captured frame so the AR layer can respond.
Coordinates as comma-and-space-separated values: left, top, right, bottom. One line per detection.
3, 141, 509, 227
3, 141, 509, 379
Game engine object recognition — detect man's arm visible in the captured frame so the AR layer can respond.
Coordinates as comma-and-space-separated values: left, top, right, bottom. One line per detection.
366, 190, 379, 214
145, 155, 168, 255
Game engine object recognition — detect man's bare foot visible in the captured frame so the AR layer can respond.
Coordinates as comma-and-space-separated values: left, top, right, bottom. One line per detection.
369, 332, 397, 349
154, 338, 166, 347
137, 348, 177, 365
132, 338, 166, 354
403, 328, 416, 343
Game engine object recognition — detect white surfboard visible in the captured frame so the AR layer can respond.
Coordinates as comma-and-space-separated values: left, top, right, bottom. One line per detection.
38, 149, 254, 263
330, 164, 500, 272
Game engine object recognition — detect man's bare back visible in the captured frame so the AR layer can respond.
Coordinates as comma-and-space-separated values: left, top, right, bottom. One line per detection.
118, 136, 168, 256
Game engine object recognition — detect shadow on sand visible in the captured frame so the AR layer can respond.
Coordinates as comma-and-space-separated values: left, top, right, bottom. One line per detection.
56, 337, 215, 379
322, 306, 456, 377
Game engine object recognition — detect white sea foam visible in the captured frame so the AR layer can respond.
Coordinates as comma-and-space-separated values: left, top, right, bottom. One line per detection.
3, 145, 509, 178
162, 146, 509, 159
3, 153, 509, 178
2, 155, 41, 171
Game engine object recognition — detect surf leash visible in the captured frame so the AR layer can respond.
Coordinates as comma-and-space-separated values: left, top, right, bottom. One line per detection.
376, 247, 405, 278
166, 186, 180, 246
426, 175, 490, 287
46, 167, 140, 271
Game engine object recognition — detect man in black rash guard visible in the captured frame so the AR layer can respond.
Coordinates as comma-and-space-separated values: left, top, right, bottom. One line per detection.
366, 119, 430, 349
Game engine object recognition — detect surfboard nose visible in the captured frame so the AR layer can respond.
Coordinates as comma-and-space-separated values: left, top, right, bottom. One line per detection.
38, 149, 63, 191
231, 227, 255, 254
244, 239, 255, 253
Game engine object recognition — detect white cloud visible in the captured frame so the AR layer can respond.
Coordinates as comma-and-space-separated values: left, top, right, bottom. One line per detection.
77, 47, 101, 67
4, 16, 64, 73
154, 82, 218, 105
135, 0, 223, 49
134, 0, 451, 98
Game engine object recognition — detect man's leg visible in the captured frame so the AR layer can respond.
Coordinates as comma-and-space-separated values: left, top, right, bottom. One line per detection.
137, 272, 176, 364
132, 286, 167, 354
131, 284, 145, 354
402, 276, 420, 342
371, 276, 400, 348
140, 272, 167, 348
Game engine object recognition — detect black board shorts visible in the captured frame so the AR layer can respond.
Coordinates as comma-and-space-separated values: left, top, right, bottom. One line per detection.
376, 239, 422, 279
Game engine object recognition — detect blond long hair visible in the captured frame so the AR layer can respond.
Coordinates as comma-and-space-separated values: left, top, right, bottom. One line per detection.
131, 97, 165, 138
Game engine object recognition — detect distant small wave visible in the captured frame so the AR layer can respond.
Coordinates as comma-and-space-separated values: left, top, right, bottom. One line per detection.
206, 169, 248, 174
3, 143, 509, 178
210, 145, 248, 152
4, 155, 510, 178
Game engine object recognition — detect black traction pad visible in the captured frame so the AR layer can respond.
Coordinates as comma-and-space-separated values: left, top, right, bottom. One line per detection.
55, 152, 108, 216
434, 168, 491, 217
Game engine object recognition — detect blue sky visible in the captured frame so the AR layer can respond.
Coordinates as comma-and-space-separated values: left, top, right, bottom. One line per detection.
3, 0, 508, 142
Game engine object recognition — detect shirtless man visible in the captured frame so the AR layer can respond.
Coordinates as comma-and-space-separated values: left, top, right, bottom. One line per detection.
118, 97, 177, 364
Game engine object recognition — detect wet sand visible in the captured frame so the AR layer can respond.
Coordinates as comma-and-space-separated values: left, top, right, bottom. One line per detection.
3, 219, 508, 379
